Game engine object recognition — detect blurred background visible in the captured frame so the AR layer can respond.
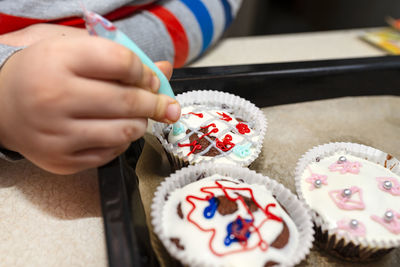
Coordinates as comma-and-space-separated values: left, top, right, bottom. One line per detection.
226, 0, 400, 37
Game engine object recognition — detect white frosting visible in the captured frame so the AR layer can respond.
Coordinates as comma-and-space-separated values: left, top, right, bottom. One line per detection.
167, 105, 260, 165
300, 152, 400, 243
162, 175, 299, 267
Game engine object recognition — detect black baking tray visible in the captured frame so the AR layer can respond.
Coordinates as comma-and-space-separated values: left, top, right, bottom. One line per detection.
97, 56, 400, 267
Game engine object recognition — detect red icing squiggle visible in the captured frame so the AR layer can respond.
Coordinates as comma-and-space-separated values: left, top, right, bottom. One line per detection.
201, 123, 217, 130
185, 180, 282, 257
217, 112, 232, 121
183, 112, 203, 118
231, 216, 252, 241
216, 134, 235, 152
178, 140, 201, 156
199, 124, 219, 139
236, 123, 250, 134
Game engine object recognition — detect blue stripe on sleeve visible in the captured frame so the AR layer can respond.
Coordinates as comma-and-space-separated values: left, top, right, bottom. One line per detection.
220, 0, 233, 31
180, 0, 213, 54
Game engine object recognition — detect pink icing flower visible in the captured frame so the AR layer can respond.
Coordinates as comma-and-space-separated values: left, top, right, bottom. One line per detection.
329, 160, 362, 174
305, 167, 328, 190
329, 186, 365, 210
336, 218, 366, 237
376, 177, 400, 196
371, 210, 400, 235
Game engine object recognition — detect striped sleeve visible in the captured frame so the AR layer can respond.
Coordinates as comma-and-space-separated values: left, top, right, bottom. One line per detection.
115, 0, 242, 67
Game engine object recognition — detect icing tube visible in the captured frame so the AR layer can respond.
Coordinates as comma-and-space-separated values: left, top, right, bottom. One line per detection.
82, 9, 175, 99
82, 8, 183, 130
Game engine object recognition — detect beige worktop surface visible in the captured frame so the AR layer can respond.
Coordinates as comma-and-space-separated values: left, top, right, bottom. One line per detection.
0, 28, 393, 266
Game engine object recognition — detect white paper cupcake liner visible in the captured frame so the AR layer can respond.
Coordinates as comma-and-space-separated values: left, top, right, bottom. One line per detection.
152, 90, 267, 170
294, 142, 400, 261
151, 163, 314, 267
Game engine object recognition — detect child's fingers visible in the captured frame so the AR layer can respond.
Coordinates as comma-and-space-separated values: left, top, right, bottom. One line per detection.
136, 64, 160, 93
155, 61, 173, 80
64, 37, 159, 91
66, 78, 181, 123
49, 143, 131, 175
74, 143, 130, 165
64, 118, 147, 152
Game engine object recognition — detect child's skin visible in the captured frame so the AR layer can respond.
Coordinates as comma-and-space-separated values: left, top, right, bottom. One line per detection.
0, 24, 181, 175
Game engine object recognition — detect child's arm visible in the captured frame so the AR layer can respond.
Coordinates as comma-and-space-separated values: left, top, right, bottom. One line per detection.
0, 36, 180, 174
113, 0, 242, 67
0, 0, 242, 67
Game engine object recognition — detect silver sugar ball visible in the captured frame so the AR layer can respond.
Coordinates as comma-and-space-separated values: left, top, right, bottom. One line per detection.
342, 188, 352, 197
338, 156, 347, 164
385, 211, 394, 222
314, 179, 322, 188
350, 219, 359, 229
383, 181, 393, 190
315, 157, 321, 162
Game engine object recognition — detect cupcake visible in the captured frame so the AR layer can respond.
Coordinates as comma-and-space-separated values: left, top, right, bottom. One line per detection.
295, 142, 400, 261
151, 163, 314, 267
153, 90, 267, 170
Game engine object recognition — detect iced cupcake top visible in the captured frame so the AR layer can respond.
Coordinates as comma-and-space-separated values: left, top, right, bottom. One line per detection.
153, 90, 267, 168
160, 174, 299, 267
166, 104, 261, 165
298, 148, 400, 244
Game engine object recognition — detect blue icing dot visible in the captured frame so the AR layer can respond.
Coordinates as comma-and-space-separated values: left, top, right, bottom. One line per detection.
232, 143, 252, 158
203, 197, 219, 219
172, 122, 185, 135
224, 217, 253, 246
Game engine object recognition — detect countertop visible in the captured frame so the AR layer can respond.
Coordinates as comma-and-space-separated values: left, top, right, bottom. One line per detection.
0, 28, 390, 267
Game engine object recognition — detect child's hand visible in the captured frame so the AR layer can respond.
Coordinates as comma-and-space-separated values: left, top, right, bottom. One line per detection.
0, 36, 180, 174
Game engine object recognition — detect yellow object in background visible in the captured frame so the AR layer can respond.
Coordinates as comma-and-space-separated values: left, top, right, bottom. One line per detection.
362, 28, 400, 55
361, 17, 400, 55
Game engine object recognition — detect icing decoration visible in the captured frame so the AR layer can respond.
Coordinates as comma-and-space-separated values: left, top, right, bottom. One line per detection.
329, 160, 362, 174
217, 112, 232, 121
183, 112, 203, 118
342, 188, 352, 198
350, 219, 359, 229
225, 216, 253, 246
314, 179, 322, 188
178, 140, 202, 156
376, 177, 400, 196
199, 124, 219, 139
169, 105, 260, 164
236, 123, 251, 134
201, 123, 217, 130
338, 156, 347, 163
172, 122, 185, 135
216, 135, 235, 152
232, 143, 252, 158
384, 210, 395, 221
371, 210, 400, 234
336, 218, 366, 237
305, 167, 328, 190
204, 197, 219, 219
301, 152, 400, 244
185, 180, 281, 256
329, 186, 365, 210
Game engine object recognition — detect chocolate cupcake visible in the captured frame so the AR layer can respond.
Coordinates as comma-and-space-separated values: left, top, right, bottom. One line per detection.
295, 142, 400, 261
153, 90, 267, 170
151, 163, 314, 266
